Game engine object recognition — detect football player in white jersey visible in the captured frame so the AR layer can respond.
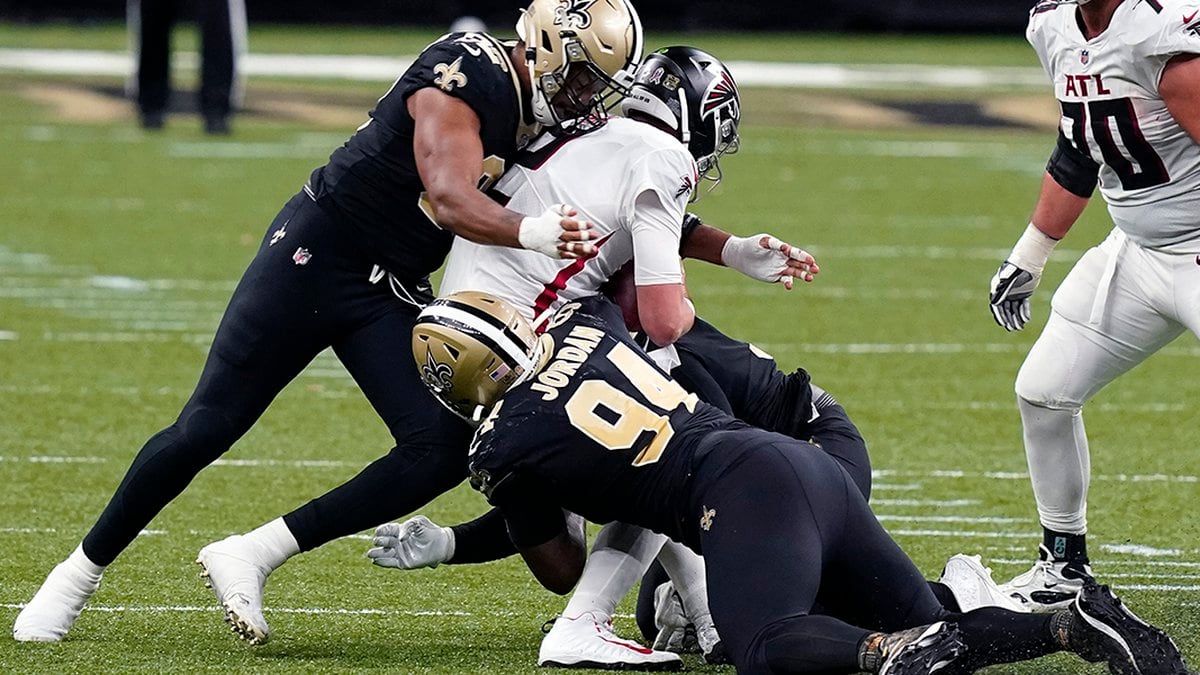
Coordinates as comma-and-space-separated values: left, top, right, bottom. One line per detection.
376, 47, 820, 670
439, 48, 814, 341
979, 0, 1200, 612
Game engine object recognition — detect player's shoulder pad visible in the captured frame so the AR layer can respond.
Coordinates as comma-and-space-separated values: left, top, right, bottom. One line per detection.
410, 32, 518, 99
1122, 0, 1200, 59
610, 119, 696, 197
1029, 0, 1076, 21
1027, 0, 1073, 43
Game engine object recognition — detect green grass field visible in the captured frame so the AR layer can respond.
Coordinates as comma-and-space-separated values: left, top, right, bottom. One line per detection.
1, 23, 1198, 674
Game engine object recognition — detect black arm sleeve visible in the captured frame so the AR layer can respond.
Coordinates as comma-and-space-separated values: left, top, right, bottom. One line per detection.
501, 499, 569, 549
1046, 130, 1101, 198
678, 212, 703, 253
446, 508, 518, 565
488, 473, 569, 549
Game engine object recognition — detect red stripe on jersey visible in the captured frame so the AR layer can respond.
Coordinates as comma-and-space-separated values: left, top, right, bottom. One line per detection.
532, 232, 615, 331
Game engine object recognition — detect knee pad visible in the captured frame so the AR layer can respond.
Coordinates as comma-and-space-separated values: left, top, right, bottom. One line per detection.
176, 405, 242, 462
1014, 343, 1081, 410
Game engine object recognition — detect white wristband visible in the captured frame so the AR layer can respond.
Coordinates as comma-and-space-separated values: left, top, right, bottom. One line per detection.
1007, 223, 1059, 275
441, 526, 456, 563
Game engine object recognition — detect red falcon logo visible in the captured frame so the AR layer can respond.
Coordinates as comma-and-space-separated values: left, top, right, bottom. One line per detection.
701, 69, 739, 120
676, 173, 695, 199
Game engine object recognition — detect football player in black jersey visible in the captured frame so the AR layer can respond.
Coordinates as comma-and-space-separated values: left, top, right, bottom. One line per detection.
405, 291, 1188, 675
12, 0, 644, 645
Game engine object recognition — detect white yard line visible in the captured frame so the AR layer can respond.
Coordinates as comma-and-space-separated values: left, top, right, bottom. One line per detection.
4, 454, 1196, 486
890, 529, 1033, 539
0, 602, 473, 617
994, 558, 1200, 569
875, 515, 1025, 524
870, 499, 980, 507
0, 330, 16, 341
874, 469, 1200, 484
1101, 544, 1182, 557
0, 48, 1048, 90
760, 342, 1200, 358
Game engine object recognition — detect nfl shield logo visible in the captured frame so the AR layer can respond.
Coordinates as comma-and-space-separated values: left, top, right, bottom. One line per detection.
293, 247, 312, 265
1080, 49, 1090, 65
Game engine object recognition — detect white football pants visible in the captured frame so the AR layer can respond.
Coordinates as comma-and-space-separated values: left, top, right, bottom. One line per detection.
1014, 228, 1200, 534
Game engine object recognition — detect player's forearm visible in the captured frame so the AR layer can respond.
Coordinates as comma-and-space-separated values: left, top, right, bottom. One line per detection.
636, 284, 695, 346
1029, 171, 1089, 241
679, 221, 730, 265
427, 188, 525, 248
445, 508, 518, 565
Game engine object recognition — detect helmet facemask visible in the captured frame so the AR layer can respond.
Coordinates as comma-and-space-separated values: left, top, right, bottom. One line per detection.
517, 0, 643, 134
531, 42, 631, 134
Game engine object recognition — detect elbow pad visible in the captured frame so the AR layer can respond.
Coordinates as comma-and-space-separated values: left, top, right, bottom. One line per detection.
679, 212, 703, 254
1046, 131, 1100, 198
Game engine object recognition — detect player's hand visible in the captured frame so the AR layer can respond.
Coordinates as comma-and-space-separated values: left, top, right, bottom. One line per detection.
652, 582, 697, 653
721, 234, 819, 290
989, 260, 1040, 331
367, 516, 455, 570
518, 203, 596, 260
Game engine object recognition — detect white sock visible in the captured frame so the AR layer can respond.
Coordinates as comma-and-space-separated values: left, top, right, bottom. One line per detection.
68, 544, 104, 577
562, 523, 666, 621
656, 540, 711, 625
243, 517, 301, 571
1019, 397, 1090, 534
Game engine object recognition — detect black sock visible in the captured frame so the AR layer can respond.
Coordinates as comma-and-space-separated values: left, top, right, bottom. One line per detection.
1043, 529, 1089, 565
928, 581, 961, 612
954, 608, 1061, 671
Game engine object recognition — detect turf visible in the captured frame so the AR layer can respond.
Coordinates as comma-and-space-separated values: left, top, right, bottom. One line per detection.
1, 24, 1198, 675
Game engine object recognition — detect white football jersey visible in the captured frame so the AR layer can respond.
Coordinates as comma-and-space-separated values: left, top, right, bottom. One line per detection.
440, 117, 698, 327
1028, 0, 1200, 251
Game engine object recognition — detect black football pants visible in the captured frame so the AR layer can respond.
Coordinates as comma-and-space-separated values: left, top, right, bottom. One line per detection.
694, 430, 1061, 674
131, 0, 242, 118
83, 192, 471, 566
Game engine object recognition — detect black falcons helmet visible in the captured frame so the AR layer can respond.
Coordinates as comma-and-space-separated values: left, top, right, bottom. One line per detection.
619, 46, 741, 195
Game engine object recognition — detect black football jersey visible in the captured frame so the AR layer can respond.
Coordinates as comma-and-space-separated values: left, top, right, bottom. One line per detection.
306, 32, 538, 280
468, 296, 736, 548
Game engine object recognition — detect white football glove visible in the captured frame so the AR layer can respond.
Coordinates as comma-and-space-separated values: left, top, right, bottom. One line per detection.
721, 234, 818, 290
367, 515, 455, 570
652, 582, 699, 653
989, 261, 1040, 331
518, 203, 596, 260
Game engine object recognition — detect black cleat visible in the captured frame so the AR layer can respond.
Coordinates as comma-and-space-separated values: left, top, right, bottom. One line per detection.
140, 110, 165, 130
878, 621, 965, 675
1070, 581, 1188, 675
203, 114, 231, 135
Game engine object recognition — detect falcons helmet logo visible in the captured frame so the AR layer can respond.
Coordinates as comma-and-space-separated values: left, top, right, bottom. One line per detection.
700, 69, 739, 121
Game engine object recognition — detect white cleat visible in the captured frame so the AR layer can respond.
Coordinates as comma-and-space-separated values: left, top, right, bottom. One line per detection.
539, 611, 683, 671
997, 544, 1094, 614
12, 551, 102, 642
196, 535, 271, 645
939, 554, 1027, 613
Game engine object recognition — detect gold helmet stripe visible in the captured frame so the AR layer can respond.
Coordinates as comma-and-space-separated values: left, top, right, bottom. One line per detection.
417, 304, 533, 371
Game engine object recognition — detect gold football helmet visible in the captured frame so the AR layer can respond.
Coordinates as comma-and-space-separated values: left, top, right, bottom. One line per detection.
413, 291, 538, 422
517, 0, 644, 130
